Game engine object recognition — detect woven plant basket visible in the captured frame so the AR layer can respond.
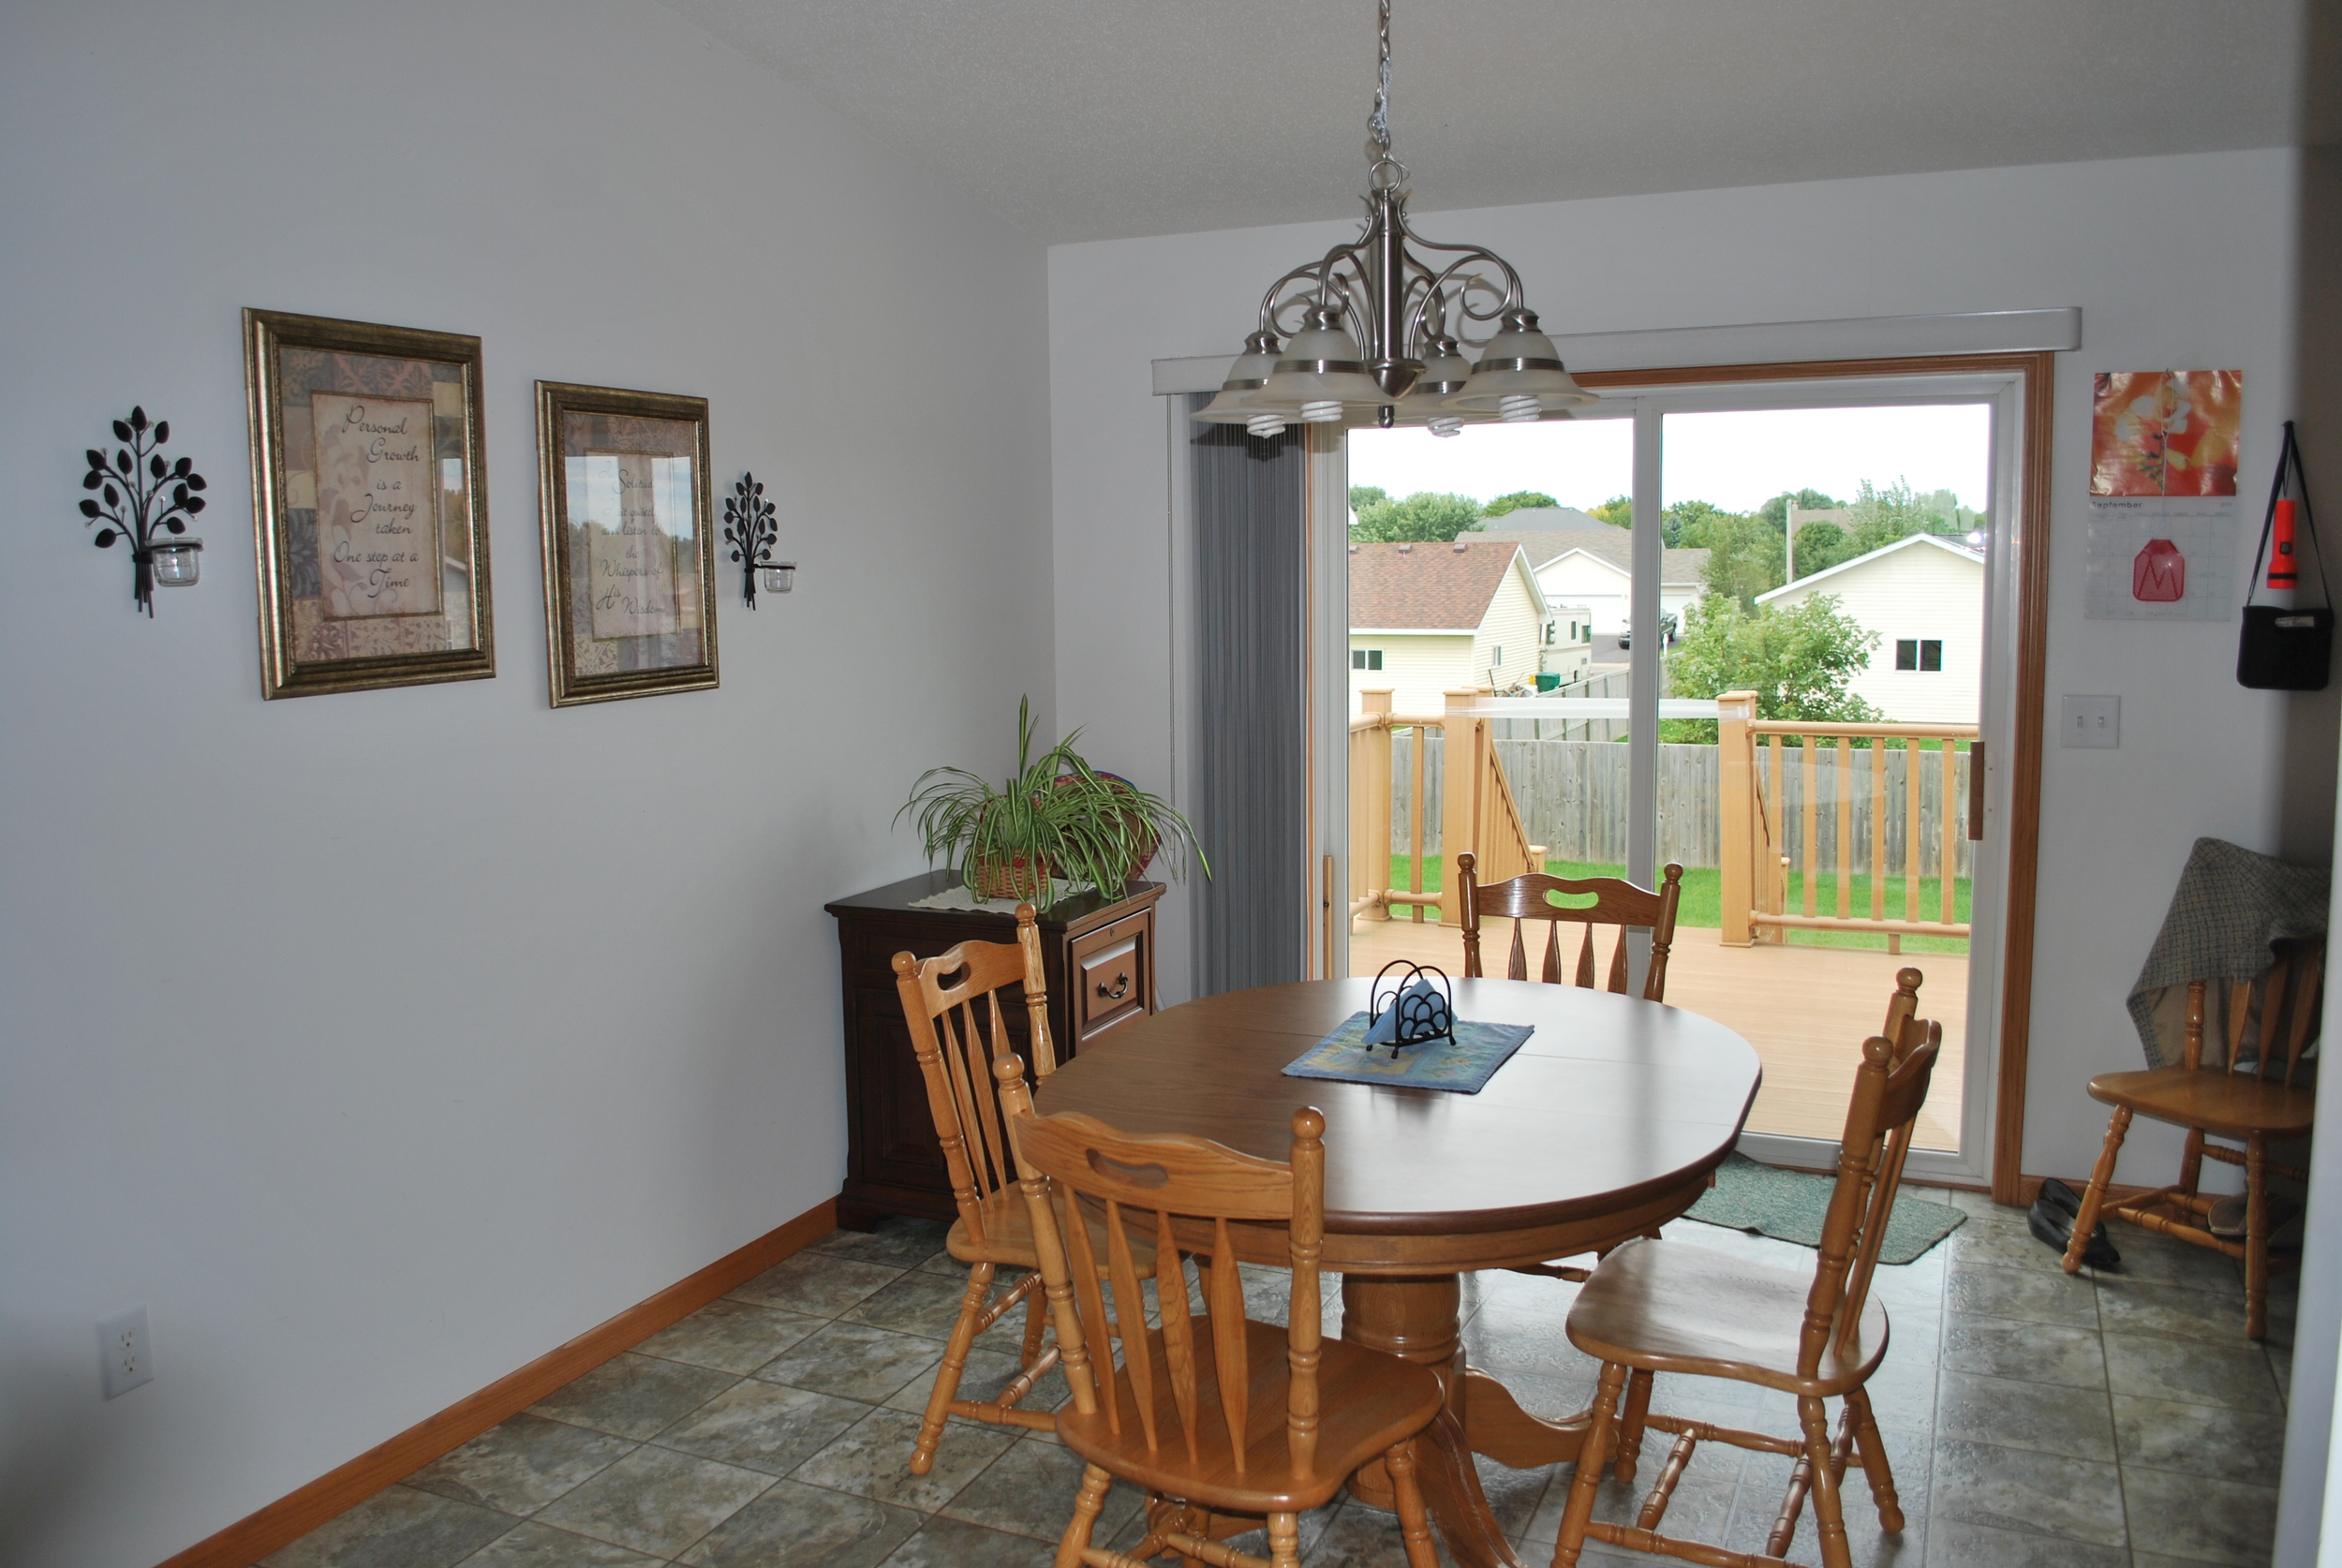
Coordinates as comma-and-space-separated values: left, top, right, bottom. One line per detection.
967, 853, 1049, 903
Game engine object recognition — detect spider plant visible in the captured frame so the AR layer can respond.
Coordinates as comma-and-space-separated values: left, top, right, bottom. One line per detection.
898, 697, 1207, 910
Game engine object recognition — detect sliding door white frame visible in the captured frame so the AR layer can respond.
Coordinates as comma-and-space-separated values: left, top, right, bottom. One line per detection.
1603, 369, 2027, 1188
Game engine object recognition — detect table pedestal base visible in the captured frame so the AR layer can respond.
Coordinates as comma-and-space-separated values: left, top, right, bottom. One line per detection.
1341, 1274, 1597, 1568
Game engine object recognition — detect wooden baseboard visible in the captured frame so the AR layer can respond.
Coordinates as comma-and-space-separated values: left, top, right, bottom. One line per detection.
156, 1197, 837, 1568
2017, 1175, 2157, 1208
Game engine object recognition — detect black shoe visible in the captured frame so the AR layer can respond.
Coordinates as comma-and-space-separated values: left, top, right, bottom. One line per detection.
2037, 1176, 2086, 1220
2028, 1192, 2119, 1268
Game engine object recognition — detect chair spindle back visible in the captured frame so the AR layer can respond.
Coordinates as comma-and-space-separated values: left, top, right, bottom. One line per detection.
994, 1056, 1326, 1481
2181, 938, 2325, 1087
891, 907, 1052, 1250
1456, 851, 1683, 1001
1795, 998, 1941, 1375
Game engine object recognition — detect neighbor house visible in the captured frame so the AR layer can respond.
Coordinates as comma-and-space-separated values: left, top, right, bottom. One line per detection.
1757, 532, 1986, 724
1475, 512, 1712, 644
1349, 538, 1567, 711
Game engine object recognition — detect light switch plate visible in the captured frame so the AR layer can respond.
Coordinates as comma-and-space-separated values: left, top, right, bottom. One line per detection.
2060, 695, 2120, 748
98, 1304, 153, 1398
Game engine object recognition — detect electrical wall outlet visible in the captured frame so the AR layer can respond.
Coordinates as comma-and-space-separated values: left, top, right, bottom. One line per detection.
2060, 694, 2120, 748
98, 1305, 153, 1398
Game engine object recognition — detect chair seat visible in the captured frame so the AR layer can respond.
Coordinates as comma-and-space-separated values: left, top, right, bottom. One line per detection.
948, 1188, 1158, 1274
1056, 1318, 1445, 1515
2087, 1066, 2316, 1140
1565, 1238, 1889, 1397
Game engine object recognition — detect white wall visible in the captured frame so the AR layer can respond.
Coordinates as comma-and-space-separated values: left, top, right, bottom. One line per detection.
1473, 554, 1547, 693
1349, 634, 1469, 717
1535, 554, 1632, 636
0, 6, 1052, 1564
1049, 149, 2311, 1185
2275, 123, 2342, 1568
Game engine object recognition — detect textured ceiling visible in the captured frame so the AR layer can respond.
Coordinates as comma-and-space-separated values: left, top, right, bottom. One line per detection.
660, 0, 2309, 244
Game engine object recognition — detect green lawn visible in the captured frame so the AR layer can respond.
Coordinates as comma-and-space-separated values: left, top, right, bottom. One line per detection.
1386, 854, 1970, 954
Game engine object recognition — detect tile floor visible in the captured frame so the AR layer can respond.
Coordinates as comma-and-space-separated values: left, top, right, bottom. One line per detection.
265, 1191, 2293, 1567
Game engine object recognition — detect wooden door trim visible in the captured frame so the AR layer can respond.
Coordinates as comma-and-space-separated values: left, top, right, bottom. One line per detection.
1575, 350, 2051, 1205
155, 1198, 837, 1568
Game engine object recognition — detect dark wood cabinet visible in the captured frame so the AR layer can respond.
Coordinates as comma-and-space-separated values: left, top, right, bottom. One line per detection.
825, 871, 1164, 1229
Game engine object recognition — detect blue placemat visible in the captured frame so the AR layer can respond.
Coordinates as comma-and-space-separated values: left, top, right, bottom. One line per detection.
1282, 1012, 1535, 1094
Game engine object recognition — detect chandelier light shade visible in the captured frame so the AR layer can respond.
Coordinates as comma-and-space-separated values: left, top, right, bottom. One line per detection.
1442, 308, 1593, 422
1196, 0, 1595, 439
1193, 331, 1297, 437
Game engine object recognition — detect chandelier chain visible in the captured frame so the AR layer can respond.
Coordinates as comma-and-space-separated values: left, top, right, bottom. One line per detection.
1368, 0, 1393, 159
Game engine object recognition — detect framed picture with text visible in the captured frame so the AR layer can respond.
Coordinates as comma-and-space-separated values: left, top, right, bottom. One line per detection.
244, 309, 496, 698
535, 381, 719, 707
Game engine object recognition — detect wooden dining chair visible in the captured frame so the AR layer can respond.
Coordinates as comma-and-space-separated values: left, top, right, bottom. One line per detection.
1551, 984, 1941, 1568
892, 907, 1119, 1475
1478, 853, 1695, 1286
1457, 851, 1684, 1001
991, 1057, 1445, 1568
2063, 937, 2324, 1339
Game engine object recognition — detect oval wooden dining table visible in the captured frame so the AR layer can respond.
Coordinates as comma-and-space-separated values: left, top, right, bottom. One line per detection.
1034, 974, 1762, 1568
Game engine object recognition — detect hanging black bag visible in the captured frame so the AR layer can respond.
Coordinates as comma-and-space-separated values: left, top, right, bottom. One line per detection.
2238, 421, 2332, 690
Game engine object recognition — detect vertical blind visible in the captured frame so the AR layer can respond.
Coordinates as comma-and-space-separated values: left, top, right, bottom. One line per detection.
1189, 395, 1307, 996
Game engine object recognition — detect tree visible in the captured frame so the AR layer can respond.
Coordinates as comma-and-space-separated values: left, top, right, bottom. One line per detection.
1663, 498, 1732, 548
1483, 490, 1559, 519
1659, 594, 1881, 741
1349, 485, 1389, 516
1843, 477, 1965, 555
1755, 488, 1842, 531
1696, 512, 1786, 610
1351, 490, 1483, 542
1786, 519, 1853, 580
1588, 495, 1633, 528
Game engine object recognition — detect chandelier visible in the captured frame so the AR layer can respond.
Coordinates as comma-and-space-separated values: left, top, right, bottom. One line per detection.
1196, 0, 1594, 441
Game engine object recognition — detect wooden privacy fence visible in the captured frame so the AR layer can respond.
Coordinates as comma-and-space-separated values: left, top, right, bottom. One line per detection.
1523, 667, 1636, 742
1380, 730, 1971, 879
1717, 690, 1981, 949
1487, 735, 1973, 879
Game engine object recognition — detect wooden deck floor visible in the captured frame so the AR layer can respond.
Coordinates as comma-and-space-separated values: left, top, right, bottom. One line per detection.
1351, 916, 1967, 1149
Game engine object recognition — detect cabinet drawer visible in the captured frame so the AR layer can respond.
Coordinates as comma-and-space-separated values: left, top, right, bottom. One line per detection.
1071, 914, 1149, 1042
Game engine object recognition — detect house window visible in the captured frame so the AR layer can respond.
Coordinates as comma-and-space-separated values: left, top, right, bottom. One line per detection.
1894, 639, 1943, 672
1490, 644, 1503, 666
1352, 648, 1383, 671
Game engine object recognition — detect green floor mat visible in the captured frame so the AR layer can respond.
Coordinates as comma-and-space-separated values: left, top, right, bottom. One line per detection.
1685, 1153, 1966, 1265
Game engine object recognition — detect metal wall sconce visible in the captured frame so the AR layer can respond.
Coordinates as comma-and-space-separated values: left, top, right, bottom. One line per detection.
149, 537, 203, 588
79, 406, 208, 615
722, 470, 779, 609
759, 561, 797, 596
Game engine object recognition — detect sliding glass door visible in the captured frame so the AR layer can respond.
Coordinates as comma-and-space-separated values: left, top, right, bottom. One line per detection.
1340, 366, 2023, 1184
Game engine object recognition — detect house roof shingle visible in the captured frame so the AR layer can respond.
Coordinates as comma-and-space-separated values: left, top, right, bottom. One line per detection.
1348, 540, 1531, 630
1480, 505, 1610, 530
1471, 526, 1712, 588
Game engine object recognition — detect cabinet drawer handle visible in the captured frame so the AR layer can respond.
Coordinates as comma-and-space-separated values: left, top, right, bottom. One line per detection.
1097, 972, 1130, 1001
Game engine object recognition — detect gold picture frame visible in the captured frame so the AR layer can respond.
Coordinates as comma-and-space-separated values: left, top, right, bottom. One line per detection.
244, 308, 496, 698
535, 381, 720, 707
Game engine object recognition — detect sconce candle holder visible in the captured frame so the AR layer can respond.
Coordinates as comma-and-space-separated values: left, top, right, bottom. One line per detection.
722, 470, 778, 609
1365, 960, 1455, 1056
79, 407, 208, 615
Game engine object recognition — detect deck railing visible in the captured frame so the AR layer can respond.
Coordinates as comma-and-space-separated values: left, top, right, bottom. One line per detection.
1350, 688, 1542, 928
1716, 689, 1980, 950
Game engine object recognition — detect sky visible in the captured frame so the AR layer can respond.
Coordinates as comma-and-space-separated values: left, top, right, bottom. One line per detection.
1347, 403, 1994, 515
